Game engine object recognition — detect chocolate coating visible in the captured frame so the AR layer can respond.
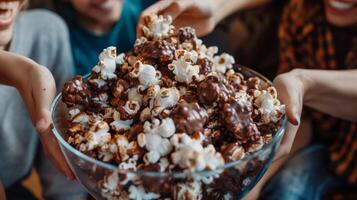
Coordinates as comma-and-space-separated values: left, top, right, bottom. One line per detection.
222, 97, 260, 143
171, 101, 208, 135
197, 74, 229, 106
62, 76, 90, 107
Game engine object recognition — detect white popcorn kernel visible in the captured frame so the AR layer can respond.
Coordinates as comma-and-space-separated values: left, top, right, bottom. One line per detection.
71, 112, 90, 124
212, 53, 235, 73
143, 118, 176, 138
115, 53, 125, 65
128, 87, 143, 106
129, 185, 160, 200
174, 181, 202, 200
85, 121, 111, 151
134, 37, 147, 47
169, 60, 200, 84
92, 46, 118, 80
142, 14, 174, 39
130, 61, 161, 88
68, 108, 81, 119
138, 118, 175, 164
152, 87, 180, 115
143, 150, 161, 164
171, 134, 224, 171
123, 100, 140, 116
174, 49, 198, 63
110, 119, 133, 132
254, 89, 285, 124
158, 158, 170, 172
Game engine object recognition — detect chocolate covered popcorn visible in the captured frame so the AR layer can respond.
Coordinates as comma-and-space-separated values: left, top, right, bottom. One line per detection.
61, 14, 285, 200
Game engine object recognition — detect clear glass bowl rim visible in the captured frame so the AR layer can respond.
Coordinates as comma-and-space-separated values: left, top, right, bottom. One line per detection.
51, 65, 287, 177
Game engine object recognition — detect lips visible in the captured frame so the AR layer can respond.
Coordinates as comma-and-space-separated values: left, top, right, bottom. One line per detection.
0, 1, 19, 29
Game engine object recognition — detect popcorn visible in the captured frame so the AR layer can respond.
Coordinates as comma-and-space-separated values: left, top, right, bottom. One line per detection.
212, 53, 235, 73
130, 61, 161, 88
61, 14, 285, 200
82, 121, 111, 151
137, 118, 175, 164
92, 46, 117, 80
173, 181, 202, 200
128, 185, 160, 200
170, 134, 224, 171
168, 59, 200, 84
142, 14, 174, 39
254, 88, 285, 124
152, 87, 180, 115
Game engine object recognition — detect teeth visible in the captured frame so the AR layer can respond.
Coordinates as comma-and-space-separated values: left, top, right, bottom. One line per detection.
0, 2, 18, 10
0, 10, 11, 20
330, 0, 354, 10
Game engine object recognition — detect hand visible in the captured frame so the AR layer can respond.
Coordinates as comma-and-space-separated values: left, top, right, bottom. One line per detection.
17, 62, 75, 180
137, 0, 219, 37
273, 69, 308, 159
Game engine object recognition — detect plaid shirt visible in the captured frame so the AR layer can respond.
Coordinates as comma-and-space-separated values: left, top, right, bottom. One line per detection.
278, 0, 357, 184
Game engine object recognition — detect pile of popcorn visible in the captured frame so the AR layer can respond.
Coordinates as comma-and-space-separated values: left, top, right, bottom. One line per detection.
62, 14, 285, 200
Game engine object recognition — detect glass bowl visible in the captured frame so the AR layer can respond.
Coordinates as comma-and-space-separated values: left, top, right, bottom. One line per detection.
51, 66, 287, 200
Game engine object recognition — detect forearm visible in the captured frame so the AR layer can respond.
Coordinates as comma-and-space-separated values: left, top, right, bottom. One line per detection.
0, 50, 36, 89
298, 69, 357, 122
214, 0, 272, 23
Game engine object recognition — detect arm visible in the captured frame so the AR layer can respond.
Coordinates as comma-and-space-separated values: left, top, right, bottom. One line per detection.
0, 50, 75, 179
275, 68, 357, 123
137, 0, 271, 37
272, 68, 357, 160
302, 69, 357, 122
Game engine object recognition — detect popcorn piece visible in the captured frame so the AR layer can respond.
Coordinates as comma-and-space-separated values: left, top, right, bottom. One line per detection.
152, 87, 180, 115
170, 134, 224, 171
110, 119, 133, 132
123, 100, 140, 116
254, 88, 285, 124
168, 59, 200, 84
92, 46, 118, 80
173, 181, 202, 200
212, 53, 235, 73
82, 121, 111, 151
137, 118, 175, 164
130, 61, 161, 88
62, 76, 90, 107
128, 87, 143, 106
142, 14, 174, 39
128, 185, 160, 200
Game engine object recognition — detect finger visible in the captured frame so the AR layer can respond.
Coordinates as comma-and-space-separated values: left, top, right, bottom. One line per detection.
274, 77, 301, 126
159, 0, 193, 20
137, 0, 174, 37
37, 119, 76, 180
172, 17, 215, 36
32, 66, 56, 122
274, 122, 299, 159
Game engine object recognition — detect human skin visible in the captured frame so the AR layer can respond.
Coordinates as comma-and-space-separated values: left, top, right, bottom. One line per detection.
70, 0, 123, 34
0, 50, 75, 179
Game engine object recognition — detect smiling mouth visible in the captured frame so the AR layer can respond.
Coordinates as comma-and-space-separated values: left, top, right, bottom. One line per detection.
0, 1, 19, 28
328, 0, 356, 11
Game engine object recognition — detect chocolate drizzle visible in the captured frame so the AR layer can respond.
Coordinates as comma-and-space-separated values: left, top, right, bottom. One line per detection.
171, 101, 208, 135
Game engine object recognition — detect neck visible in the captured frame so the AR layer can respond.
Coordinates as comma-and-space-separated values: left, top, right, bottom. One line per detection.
77, 15, 115, 35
